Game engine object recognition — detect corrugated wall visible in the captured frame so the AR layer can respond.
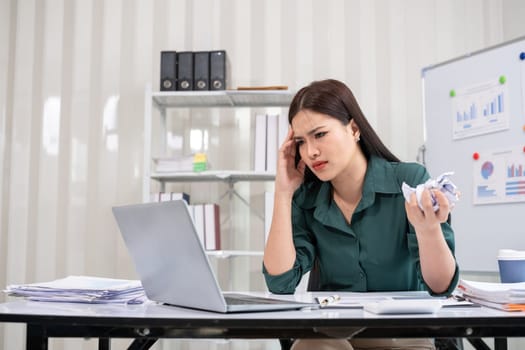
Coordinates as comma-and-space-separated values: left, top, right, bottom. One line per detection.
1, 0, 524, 349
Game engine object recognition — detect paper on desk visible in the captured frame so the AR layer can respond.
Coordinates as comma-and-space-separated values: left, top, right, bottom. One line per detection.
317, 295, 389, 308
401, 172, 459, 211
459, 295, 525, 311
4, 275, 146, 304
458, 279, 525, 309
316, 291, 437, 309
363, 298, 443, 314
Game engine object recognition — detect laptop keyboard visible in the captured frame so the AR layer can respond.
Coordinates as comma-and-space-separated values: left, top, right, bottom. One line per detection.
224, 293, 294, 305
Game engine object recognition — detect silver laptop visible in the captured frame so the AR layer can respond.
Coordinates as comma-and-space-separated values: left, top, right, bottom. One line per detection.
112, 200, 316, 313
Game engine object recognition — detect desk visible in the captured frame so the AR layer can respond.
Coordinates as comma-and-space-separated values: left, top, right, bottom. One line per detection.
1, 293, 524, 350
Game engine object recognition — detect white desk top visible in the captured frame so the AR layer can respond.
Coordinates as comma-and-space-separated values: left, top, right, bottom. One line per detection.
2, 292, 525, 344
0, 291, 521, 321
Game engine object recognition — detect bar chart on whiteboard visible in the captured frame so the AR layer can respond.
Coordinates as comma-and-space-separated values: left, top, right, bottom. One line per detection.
451, 77, 509, 140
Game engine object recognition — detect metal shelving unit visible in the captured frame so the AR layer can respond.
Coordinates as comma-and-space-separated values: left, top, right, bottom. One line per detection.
143, 85, 293, 258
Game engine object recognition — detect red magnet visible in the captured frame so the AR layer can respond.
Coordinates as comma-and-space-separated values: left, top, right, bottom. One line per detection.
473, 152, 480, 160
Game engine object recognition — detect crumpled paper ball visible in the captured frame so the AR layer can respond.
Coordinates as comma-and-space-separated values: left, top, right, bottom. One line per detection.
401, 172, 459, 212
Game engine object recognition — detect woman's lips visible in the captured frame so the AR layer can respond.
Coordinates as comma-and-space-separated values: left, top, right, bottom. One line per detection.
312, 161, 328, 171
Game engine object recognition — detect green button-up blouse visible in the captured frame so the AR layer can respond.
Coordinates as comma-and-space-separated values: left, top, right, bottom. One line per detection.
263, 156, 459, 296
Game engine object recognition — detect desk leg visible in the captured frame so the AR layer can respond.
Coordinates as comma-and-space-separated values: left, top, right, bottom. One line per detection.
467, 338, 490, 350
127, 338, 158, 350
467, 338, 508, 350
99, 338, 111, 350
26, 324, 48, 350
494, 338, 507, 350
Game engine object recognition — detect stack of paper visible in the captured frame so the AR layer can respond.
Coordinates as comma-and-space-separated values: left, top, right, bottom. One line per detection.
4, 275, 146, 304
153, 156, 194, 172
458, 279, 525, 311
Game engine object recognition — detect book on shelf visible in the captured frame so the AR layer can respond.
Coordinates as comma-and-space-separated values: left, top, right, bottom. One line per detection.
187, 203, 220, 251
153, 154, 209, 173
254, 113, 267, 172
266, 114, 279, 173
150, 192, 190, 204
153, 156, 194, 172
190, 204, 205, 247
457, 279, 525, 311
171, 192, 190, 203
278, 112, 289, 150
204, 203, 221, 250
264, 191, 274, 244
160, 192, 171, 202
253, 113, 288, 173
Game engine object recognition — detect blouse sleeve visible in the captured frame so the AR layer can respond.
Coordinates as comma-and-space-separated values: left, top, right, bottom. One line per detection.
263, 197, 317, 294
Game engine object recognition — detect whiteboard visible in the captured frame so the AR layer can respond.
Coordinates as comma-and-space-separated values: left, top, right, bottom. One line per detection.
422, 36, 525, 272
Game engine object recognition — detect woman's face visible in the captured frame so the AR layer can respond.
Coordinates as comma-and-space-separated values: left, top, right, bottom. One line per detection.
291, 110, 360, 182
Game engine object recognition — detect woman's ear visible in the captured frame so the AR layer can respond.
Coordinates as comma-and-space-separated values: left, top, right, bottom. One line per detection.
349, 120, 360, 142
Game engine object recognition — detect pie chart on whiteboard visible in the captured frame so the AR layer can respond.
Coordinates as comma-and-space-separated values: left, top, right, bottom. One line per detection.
480, 161, 494, 180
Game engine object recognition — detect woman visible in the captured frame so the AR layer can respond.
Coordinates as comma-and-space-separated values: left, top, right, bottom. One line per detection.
263, 79, 458, 350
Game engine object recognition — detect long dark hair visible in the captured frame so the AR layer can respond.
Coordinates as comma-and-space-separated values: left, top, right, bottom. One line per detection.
289, 79, 400, 184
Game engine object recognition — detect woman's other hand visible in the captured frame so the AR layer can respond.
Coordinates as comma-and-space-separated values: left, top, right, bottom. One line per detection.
405, 189, 450, 233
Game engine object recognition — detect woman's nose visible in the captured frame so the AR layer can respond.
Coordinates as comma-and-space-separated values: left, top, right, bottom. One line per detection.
306, 142, 319, 159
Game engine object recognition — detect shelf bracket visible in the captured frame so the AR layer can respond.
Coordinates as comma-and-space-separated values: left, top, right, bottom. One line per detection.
218, 181, 265, 222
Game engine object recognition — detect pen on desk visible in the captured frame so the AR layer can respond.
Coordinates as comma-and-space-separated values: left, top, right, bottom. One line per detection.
317, 294, 341, 307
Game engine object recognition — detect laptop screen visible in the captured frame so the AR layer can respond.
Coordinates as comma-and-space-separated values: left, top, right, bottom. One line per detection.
113, 200, 228, 312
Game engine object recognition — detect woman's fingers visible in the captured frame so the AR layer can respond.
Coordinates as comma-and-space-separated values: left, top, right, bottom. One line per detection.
431, 190, 450, 222
406, 190, 450, 228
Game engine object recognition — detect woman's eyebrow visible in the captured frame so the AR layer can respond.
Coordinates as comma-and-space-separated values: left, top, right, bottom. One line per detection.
294, 125, 326, 140
306, 125, 326, 136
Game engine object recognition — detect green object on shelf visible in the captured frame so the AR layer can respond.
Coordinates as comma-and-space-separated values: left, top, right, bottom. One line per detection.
193, 153, 208, 172
193, 162, 207, 172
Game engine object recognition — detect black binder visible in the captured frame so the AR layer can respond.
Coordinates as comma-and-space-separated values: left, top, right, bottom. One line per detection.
209, 50, 226, 90
160, 51, 177, 91
177, 51, 193, 91
193, 51, 210, 91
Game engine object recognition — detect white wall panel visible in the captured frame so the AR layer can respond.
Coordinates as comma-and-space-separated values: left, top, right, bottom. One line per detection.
356, 0, 378, 129
0, 0, 13, 303
232, 0, 251, 87
502, 0, 525, 40
2, 1, 525, 349
34, 0, 64, 281
249, 0, 264, 86
4, 1, 38, 347
295, 0, 314, 87
344, 0, 362, 96
264, 0, 282, 84
7, 0, 37, 286
387, 0, 408, 158
328, 0, 347, 80
64, 0, 93, 277
404, 0, 435, 160
280, 0, 298, 88
0, 5, 14, 350
373, 0, 392, 148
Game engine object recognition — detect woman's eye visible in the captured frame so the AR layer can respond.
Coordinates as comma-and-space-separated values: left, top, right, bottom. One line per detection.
295, 140, 304, 146
315, 132, 327, 139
